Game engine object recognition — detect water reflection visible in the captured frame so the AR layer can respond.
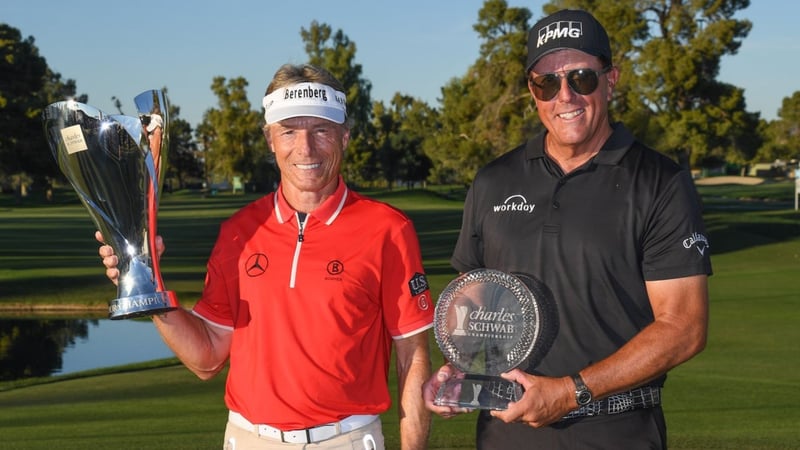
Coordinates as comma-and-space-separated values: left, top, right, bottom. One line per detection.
0, 318, 174, 381
0, 318, 89, 380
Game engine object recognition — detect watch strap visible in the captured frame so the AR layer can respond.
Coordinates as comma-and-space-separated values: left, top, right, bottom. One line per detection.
571, 373, 588, 391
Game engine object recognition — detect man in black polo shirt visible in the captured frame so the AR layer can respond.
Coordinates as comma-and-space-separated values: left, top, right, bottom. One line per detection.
423, 9, 711, 449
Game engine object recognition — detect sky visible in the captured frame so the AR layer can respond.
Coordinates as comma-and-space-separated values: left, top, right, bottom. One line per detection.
3, 1, 796, 128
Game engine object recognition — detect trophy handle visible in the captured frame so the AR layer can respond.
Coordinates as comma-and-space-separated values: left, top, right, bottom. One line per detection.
134, 89, 169, 197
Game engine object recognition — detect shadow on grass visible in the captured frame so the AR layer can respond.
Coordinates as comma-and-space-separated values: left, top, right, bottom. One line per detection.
0, 274, 108, 299
703, 207, 800, 255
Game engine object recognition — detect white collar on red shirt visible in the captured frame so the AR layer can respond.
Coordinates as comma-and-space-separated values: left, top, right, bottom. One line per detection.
273, 175, 349, 225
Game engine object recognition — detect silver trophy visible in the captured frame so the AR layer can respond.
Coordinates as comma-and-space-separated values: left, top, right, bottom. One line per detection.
42, 90, 178, 320
433, 269, 544, 410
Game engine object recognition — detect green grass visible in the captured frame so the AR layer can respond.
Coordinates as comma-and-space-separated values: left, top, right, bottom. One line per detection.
0, 359, 228, 449
696, 179, 796, 203
0, 189, 259, 310
1, 182, 799, 449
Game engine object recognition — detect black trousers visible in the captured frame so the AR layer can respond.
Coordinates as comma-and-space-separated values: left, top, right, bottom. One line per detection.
476, 407, 667, 449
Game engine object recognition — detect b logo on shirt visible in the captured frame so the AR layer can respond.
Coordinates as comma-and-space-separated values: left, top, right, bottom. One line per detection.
417, 294, 430, 310
327, 260, 345, 275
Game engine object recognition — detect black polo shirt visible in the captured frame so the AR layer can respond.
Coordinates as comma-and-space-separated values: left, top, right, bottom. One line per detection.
451, 123, 712, 379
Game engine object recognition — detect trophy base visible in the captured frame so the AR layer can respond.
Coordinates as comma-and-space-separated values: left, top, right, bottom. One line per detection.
109, 291, 179, 320
434, 373, 524, 411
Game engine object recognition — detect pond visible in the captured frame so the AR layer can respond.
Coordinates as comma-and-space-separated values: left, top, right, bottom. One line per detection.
0, 318, 175, 381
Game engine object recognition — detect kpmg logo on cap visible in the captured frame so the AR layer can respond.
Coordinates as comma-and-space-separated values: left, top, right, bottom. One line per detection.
537, 20, 583, 48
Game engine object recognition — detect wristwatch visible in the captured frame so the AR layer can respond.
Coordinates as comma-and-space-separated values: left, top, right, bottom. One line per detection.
571, 373, 593, 406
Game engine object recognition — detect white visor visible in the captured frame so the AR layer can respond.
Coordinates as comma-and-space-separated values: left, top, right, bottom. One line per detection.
262, 82, 347, 124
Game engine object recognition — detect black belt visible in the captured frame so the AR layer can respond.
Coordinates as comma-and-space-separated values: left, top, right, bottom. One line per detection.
562, 386, 661, 420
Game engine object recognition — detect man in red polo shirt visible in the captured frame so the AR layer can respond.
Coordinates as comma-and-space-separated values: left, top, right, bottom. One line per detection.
99, 63, 433, 449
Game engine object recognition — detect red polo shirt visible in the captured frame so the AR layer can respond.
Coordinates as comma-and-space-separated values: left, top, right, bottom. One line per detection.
192, 177, 433, 429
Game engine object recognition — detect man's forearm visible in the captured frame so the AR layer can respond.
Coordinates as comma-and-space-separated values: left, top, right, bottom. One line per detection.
581, 275, 709, 399
152, 308, 230, 380
396, 333, 432, 450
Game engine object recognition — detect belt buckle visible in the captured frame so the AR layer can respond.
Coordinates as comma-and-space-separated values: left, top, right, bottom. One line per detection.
279, 430, 305, 444
281, 424, 337, 444
310, 424, 339, 442
280, 430, 307, 444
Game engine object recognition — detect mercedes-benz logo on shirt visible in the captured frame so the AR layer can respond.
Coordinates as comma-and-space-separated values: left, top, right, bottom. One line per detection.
246, 253, 269, 277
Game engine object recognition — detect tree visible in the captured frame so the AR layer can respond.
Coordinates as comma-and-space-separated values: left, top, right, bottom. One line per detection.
165, 100, 203, 190
639, 0, 755, 168
758, 92, 800, 162
0, 319, 91, 380
0, 24, 85, 196
301, 21, 375, 185
425, 0, 533, 184
196, 76, 274, 190
372, 94, 435, 189
0, 24, 46, 181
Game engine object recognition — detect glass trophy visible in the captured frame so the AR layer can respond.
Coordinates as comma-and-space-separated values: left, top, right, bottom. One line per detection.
433, 268, 543, 410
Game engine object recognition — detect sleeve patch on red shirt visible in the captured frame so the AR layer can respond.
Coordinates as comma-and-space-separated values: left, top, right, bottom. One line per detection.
408, 272, 429, 296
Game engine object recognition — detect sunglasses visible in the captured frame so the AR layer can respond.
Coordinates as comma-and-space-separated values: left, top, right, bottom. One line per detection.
529, 67, 612, 101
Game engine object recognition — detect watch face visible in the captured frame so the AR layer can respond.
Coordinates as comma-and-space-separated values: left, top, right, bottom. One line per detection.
577, 390, 592, 405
